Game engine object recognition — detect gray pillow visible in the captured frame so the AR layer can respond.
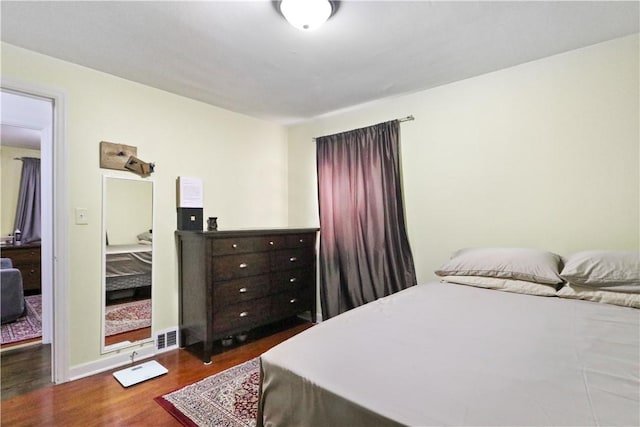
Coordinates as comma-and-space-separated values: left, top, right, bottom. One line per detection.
560, 251, 639, 290
435, 247, 563, 285
441, 275, 558, 296
557, 283, 639, 308
137, 230, 153, 242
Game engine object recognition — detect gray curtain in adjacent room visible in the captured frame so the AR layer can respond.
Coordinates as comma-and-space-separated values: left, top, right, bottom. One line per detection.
14, 157, 41, 244
316, 120, 417, 320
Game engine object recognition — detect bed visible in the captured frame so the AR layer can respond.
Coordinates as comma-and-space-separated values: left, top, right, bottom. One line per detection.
258, 249, 639, 426
105, 244, 152, 302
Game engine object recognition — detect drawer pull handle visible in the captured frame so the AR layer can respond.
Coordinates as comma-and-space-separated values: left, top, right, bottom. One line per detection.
240, 311, 249, 317
289, 277, 297, 283
299, 239, 304, 243
269, 241, 274, 246
289, 298, 297, 304
239, 263, 248, 268
232, 244, 238, 248
289, 257, 297, 262
239, 287, 248, 293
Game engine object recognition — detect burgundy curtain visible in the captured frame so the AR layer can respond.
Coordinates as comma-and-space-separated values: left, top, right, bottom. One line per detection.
316, 120, 417, 319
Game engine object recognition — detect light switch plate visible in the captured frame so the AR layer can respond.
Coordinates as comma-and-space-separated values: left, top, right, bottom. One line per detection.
75, 208, 89, 225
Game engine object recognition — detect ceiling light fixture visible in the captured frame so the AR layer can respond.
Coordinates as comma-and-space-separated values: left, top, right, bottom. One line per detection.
279, 0, 334, 31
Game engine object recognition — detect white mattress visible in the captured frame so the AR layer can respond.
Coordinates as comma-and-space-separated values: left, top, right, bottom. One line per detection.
106, 244, 152, 254
259, 282, 640, 426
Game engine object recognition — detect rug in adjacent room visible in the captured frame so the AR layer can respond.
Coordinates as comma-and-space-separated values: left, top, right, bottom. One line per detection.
104, 299, 152, 336
156, 357, 259, 427
0, 294, 42, 345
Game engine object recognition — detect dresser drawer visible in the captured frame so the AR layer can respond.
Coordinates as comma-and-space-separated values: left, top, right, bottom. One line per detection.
213, 297, 271, 334
2, 245, 41, 292
213, 253, 269, 281
271, 289, 314, 319
270, 268, 314, 294
2, 246, 40, 265
21, 264, 41, 292
285, 233, 316, 249
249, 236, 284, 251
211, 237, 262, 256
213, 275, 271, 309
270, 248, 314, 271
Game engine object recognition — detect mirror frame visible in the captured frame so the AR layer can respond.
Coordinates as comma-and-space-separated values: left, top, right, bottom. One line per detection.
101, 174, 155, 354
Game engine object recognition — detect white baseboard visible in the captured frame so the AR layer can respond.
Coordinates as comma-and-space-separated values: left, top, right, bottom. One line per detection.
68, 344, 156, 382
69, 326, 181, 382
67, 317, 312, 382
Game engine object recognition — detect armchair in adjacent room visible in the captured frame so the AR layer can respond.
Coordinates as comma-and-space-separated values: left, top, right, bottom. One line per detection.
1, 257, 26, 324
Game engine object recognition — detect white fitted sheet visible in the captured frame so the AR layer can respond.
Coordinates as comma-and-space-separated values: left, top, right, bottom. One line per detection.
258, 282, 639, 426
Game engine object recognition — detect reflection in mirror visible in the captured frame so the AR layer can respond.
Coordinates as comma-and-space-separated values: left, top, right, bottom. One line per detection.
102, 176, 153, 353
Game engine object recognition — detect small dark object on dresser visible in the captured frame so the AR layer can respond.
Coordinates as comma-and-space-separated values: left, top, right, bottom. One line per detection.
177, 208, 203, 231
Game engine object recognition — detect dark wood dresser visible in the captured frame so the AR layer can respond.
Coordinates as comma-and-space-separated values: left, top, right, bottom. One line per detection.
1, 243, 41, 294
176, 228, 318, 363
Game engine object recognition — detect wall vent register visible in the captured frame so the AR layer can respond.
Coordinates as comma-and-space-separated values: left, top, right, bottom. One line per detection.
156, 328, 179, 351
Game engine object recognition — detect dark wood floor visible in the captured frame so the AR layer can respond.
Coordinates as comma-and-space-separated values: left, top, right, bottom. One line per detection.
1, 342, 52, 399
104, 327, 152, 347
1, 319, 313, 426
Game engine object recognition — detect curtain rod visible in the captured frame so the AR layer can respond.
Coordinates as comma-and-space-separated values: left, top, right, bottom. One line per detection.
14, 157, 24, 160
313, 115, 415, 140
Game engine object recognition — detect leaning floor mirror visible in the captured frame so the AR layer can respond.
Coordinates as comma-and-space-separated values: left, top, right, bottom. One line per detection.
101, 175, 154, 353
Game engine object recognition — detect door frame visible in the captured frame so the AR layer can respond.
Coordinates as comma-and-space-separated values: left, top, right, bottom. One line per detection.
2, 77, 70, 383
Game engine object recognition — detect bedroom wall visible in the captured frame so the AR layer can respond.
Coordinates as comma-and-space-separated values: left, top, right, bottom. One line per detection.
1, 43, 290, 368
0, 145, 41, 236
287, 34, 639, 285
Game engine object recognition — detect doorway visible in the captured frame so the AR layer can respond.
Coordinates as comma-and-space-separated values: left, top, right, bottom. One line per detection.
0, 82, 68, 386
0, 90, 53, 393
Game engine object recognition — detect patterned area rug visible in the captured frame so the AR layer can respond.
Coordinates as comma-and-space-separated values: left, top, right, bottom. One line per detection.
105, 299, 151, 336
156, 358, 259, 427
1, 294, 42, 345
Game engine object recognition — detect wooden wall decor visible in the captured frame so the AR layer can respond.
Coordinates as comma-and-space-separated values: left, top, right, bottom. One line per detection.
124, 155, 155, 177
100, 141, 137, 171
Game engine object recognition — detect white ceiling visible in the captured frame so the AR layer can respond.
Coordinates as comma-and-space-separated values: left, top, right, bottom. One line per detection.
1, 91, 52, 150
1, 125, 42, 150
1, 1, 638, 125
